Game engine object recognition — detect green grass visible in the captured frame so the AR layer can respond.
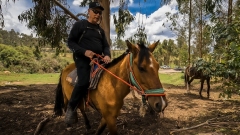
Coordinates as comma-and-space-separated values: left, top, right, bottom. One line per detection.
0, 72, 60, 85
159, 72, 185, 86
0, 71, 185, 86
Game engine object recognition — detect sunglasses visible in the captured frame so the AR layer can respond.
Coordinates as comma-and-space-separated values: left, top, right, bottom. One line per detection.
91, 9, 102, 15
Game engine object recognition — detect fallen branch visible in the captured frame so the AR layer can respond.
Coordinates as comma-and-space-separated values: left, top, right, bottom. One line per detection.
34, 117, 49, 135
170, 117, 240, 134
170, 120, 209, 134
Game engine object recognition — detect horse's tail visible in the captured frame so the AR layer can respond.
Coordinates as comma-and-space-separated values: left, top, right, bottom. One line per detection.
54, 72, 64, 116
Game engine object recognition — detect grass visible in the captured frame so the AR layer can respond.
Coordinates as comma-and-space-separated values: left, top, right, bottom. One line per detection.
159, 72, 185, 86
0, 72, 60, 85
0, 71, 185, 86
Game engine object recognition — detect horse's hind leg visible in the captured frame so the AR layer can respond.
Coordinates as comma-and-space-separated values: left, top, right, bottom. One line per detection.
206, 78, 210, 98
199, 79, 204, 98
95, 117, 107, 135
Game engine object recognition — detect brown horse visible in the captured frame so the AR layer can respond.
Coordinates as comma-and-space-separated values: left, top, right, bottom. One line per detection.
184, 66, 210, 98
54, 40, 168, 134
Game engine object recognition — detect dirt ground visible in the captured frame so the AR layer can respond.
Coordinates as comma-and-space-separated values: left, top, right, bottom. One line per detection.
0, 79, 240, 135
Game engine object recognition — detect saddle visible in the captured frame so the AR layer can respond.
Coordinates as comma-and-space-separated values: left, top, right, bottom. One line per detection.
66, 58, 106, 90
66, 68, 78, 86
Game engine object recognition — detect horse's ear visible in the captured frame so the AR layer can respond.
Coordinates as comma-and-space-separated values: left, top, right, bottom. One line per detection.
125, 40, 138, 54
148, 40, 159, 52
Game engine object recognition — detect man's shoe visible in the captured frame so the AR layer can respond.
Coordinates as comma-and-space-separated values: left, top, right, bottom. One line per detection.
65, 106, 78, 125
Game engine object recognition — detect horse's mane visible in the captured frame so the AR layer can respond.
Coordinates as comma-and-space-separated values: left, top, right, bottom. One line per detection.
137, 42, 150, 67
105, 42, 150, 69
105, 49, 129, 69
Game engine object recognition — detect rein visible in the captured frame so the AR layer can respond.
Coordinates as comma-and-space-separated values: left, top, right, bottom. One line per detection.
90, 53, 165, 98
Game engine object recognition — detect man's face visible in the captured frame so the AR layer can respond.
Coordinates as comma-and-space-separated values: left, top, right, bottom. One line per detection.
88, 8, 102, 24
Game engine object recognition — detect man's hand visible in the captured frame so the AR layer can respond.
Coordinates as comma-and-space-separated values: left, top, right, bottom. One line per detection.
84, 50, 95, 58
103, 56, 111, 64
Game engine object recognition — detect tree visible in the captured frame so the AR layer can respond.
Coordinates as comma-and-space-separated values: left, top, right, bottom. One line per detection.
133, 25, 147, 44
112, 38, 126, 50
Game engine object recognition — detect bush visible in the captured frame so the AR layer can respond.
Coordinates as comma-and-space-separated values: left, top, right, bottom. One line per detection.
0, 46, 24, 67
40, 56, 69, 73
0, 44, 71, 73
0, 61, 6, 71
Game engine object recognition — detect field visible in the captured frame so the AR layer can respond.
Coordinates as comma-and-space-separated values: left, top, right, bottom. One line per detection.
0, 71, 240, 135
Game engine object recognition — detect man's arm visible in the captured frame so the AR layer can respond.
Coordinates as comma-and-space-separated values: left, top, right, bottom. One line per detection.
67, 21, 86, 55
101, 30, 111, 57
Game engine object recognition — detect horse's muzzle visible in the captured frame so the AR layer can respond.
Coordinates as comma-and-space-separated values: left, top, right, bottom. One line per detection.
148, 96, 168, 113
154, 102, 162, 112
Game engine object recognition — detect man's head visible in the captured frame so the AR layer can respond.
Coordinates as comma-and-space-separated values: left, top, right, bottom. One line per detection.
88, 2, 104, 24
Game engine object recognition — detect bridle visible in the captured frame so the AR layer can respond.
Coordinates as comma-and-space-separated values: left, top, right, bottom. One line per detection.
90, 52, 166, 101
128, 53, 165, 96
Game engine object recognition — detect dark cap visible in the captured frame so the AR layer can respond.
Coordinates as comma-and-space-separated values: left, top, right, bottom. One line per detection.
89, 2, 104, 10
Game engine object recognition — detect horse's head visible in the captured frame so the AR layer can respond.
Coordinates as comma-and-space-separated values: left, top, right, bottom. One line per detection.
126, 40, 168, 113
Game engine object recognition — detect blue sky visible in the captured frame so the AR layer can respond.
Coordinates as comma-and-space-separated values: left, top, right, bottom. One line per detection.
2, 0, 178, 43
111, 0, 162, 16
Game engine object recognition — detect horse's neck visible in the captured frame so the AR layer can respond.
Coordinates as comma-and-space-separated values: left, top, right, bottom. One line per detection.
106, 56, 131, 97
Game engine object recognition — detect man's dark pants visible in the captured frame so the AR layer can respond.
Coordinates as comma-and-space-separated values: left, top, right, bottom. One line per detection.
65, 55, 91, 124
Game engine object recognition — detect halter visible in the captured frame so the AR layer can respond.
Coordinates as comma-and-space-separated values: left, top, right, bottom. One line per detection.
90, 53, 165, 100
128, 53, 165, 96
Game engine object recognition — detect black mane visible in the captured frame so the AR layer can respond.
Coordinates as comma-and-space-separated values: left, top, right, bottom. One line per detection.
137, 42, 150, 67
104, 42, 150, 69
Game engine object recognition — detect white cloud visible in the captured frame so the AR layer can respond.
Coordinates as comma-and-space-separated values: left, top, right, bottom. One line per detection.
110, 0, 178, 43
2, 0, 33, 35
73, 0, 83, 6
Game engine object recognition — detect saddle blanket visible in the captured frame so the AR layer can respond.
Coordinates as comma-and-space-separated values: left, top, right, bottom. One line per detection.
66, 60, 106, 90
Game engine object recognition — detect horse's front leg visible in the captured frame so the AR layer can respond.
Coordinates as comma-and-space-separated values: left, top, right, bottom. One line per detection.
199, 79, 205, 98
105, 115, 118, 135
95, 117, 107, 135
188, 77, 194, 85
96, 108, 118, 135
206, 77, 210, 98
78, 100, 91, 130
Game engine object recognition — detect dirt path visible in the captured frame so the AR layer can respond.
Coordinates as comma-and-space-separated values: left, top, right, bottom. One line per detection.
0, 83, 239, 135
